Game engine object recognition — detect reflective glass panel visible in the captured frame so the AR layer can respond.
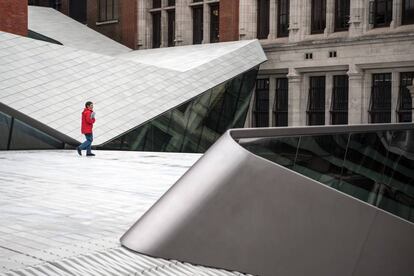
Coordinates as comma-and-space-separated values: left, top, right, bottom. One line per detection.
100, 69, 258, 153
294, 134, 349, 187
9, 119, 64, 150
0, 111, 12, 150
239, 128, 414, 223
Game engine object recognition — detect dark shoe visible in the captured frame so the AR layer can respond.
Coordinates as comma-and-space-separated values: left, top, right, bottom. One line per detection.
76, 147, 82, 156
86, 153, 95, 157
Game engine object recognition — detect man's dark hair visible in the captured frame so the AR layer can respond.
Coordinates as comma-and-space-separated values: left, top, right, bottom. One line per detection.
85, 101, 93, 108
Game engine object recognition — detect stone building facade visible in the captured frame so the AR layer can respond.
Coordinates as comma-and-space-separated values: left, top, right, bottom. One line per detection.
24, 0, 414, 128
242, 0, 414, 127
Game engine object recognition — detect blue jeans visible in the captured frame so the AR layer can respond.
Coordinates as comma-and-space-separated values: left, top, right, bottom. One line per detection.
79, 134, 93, 154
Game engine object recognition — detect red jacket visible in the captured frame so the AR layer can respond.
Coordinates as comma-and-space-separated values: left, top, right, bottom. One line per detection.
81, 108, 95, 134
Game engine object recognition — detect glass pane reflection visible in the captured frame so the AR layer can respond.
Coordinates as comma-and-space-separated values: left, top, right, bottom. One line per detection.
100, 68, 258, 153
240, 128, 414, 223
0, 111, 12, 150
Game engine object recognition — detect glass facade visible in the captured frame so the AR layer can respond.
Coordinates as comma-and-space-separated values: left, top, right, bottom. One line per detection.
240, 128, 414, 223
99, 68, 258, 153
0, 111, 64, 150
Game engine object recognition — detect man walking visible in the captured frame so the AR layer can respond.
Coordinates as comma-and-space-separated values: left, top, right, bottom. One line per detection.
77, 101, 96, 156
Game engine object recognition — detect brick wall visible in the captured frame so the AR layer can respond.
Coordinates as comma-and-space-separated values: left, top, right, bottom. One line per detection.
219, 0, 239, 42
87, 0, 136, 49
0, 0, 28, 36
120, 0, 137, 49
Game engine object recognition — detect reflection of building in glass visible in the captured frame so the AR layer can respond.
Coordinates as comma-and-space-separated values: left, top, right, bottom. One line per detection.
0, 31, 266, 152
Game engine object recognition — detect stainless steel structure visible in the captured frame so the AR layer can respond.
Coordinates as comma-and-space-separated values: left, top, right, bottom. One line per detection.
121, 124, 414, 276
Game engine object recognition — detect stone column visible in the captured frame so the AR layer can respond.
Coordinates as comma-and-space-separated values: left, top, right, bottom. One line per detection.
161, 0, 168, 47
288, 0, 301, 42
268, 77, 276, 126
203, 2, 210, 43
391, 0, 403, 28
391, 71, 400, 123
137, 0, 150, 49
269, 0, 277, 39
325, 0, 335, 36
175, 0, 192, 45
325, 73, 333, 124
287, 68, 303, 126
347, 65, 364, 124
239, 0, 257, 39
302, 0, 311, 38
349, 0, 364, 37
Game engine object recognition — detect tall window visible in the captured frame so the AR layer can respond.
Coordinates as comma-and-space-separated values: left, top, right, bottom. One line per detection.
254, 79, 270, 127
330, 75, 348, 125
307, 76, 326, 125
257, 0, 270, 39
98, 0, 119, 22
70, 0, 86, 24
273, 78, 288, 126
210, 4, 220, 43
402, 0, 414, 25
168, 0, 175, 6
193, 6, 203, 44
277, 0, 290, 37
168, 10, 175, 47
370, 73, 392, 123
370, 0, 393, 27
153, 0, 161, 8
398, 72, 414, 122
334, 0, 350, 31
152, 12, 161, 48
311, 0, 326, 34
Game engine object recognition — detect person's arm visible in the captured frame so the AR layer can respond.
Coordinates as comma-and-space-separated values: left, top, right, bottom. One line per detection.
85, 111, 96, 124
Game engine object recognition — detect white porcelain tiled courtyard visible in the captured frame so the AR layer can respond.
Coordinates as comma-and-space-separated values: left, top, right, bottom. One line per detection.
0, 150, 250, 275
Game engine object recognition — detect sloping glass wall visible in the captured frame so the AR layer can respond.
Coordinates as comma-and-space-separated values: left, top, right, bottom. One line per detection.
100, 68, 258, 153
240, 129, 414, 223
0, 111, 64, 150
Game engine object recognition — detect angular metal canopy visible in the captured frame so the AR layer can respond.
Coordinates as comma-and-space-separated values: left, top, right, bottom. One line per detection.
121, 123, 414, 276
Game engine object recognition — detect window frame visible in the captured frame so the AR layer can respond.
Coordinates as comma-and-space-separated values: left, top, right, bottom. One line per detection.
257, 0, 270, 39
254, 79, 270, 127
334, 0, 350, 32
369, 73, 392, 123
97, 0, 119, 22
307, 76, 326, 125
330, 75, 349, 125
273, 78, 289, 126
311, 0, 326, 34
277, 0, 290, 37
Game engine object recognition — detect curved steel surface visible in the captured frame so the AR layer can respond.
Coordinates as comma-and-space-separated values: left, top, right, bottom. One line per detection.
121, 124, 414, 276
